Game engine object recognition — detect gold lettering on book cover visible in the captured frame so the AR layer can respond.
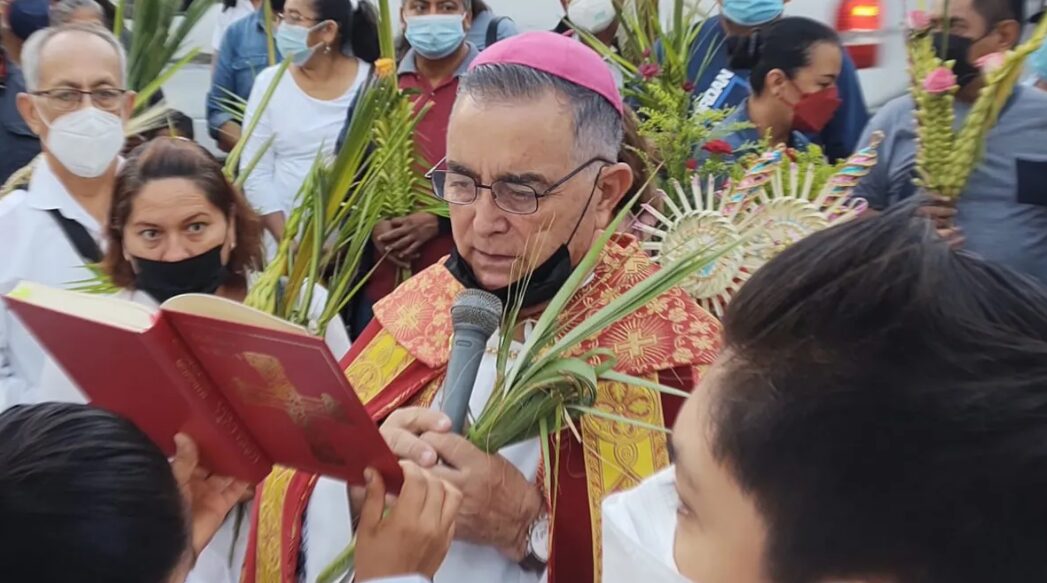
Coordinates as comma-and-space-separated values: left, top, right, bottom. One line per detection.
233, 352, 349, 466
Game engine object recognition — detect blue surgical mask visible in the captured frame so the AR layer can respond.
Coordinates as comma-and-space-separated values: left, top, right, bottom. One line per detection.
405, 14, 467, 60
275, 22, 318, 64
721, 0, 784, 27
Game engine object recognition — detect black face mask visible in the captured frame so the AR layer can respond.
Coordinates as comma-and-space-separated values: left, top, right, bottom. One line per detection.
932, 32, 983, 88
133, 244, 230, 304
444, 169, 604, 310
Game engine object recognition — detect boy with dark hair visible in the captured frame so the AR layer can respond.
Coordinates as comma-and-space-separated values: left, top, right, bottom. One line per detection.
604, 201, 1047, 583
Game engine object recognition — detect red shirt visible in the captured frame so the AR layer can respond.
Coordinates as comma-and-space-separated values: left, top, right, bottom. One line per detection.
365, 45, 480, 305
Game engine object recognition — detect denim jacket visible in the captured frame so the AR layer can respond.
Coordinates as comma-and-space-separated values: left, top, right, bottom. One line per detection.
206, 10, 280, 139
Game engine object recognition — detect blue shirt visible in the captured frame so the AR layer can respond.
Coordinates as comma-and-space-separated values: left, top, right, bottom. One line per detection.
686, 15, 868, 162
206, 10, 280, 139
854, 88, 1047, 283
465, 10, 519, 52
0, 60, 40, 185
715, 98, 810, 164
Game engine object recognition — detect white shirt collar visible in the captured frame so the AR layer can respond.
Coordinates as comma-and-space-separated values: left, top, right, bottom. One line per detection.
24, 156, 108, 235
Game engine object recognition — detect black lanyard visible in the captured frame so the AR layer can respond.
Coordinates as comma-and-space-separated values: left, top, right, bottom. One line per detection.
46, 209, 102, 263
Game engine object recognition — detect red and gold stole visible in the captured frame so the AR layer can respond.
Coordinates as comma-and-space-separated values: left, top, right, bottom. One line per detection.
241, 234, 721, 583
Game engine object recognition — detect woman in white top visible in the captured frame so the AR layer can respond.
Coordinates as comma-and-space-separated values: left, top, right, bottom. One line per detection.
240, 0, 378, 244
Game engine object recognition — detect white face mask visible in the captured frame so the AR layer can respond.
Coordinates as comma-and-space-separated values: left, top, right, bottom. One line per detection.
567, 0, 617, 34
39, 106, 125, 178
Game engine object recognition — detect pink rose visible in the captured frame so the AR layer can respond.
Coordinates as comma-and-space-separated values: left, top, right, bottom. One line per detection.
906, 10, 931, 31
976, 52, 1006, 74
923, 67, 957, 94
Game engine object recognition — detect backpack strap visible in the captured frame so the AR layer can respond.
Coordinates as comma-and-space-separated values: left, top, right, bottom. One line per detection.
486, 16, 509, 48
46, 210, 102, 263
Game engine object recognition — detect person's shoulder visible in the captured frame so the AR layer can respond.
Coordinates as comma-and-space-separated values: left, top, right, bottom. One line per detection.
0, 188, 28, 220
252, 64, 283, 87
1010, 86, 1047, 119
870, 94, 916, 124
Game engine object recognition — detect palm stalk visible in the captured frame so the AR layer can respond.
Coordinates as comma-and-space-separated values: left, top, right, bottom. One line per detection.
224, 57, 292, 180
121, 0, 211, 113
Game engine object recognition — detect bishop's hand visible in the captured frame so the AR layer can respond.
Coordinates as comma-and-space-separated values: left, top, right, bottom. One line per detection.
421, 432, 544, 561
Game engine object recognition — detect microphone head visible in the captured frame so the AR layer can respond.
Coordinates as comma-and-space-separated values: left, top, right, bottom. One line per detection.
451, 289, 503, 338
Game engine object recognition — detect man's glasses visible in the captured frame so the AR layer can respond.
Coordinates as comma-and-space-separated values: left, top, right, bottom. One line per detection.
31, 88, 127, 113
427, 157, 612, 215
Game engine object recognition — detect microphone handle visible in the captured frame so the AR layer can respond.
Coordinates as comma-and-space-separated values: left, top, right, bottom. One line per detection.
440, 325, 490, 434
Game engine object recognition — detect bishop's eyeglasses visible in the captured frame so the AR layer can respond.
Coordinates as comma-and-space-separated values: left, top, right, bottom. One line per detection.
426, 157, 612, 215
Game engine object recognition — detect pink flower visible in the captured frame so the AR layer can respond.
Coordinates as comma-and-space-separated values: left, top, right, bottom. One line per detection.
682, 80, 696, 92
976, 52, 1006, 74
923, 67, 957, 94
685, 158, 699, 171
642, 48, 652, 59
639, 63, 661, 81
906, 10, 931, 31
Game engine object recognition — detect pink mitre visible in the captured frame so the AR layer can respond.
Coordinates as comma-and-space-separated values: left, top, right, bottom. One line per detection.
468, 31, 625, 117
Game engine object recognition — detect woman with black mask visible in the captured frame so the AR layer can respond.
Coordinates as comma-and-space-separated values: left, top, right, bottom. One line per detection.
101, 137, 351, 359
708, 17, 843, 163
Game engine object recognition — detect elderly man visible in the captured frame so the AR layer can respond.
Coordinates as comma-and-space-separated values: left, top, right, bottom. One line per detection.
854, 0, 1047, 283
0, 23, 132, 410
604, 202, 1047, 583
244, 32, 721, 583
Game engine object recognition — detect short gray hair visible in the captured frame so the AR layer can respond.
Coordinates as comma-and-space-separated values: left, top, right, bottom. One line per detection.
49, 0, 105, 27
21, 23, 127, 92
457, 63, 624, 162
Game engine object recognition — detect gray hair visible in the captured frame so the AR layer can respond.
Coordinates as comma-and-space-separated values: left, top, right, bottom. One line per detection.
49, 0, 105, 27
22, 24, 127, 92
457, 63, 624, 162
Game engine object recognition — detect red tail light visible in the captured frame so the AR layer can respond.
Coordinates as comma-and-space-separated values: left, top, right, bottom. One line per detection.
836, 0, 882, 69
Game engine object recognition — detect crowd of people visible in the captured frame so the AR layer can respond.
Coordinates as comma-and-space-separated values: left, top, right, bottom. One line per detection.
1, 0, 1047, 582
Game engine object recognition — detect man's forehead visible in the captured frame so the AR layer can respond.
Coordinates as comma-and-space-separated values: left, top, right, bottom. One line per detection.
37, 30, 122, 86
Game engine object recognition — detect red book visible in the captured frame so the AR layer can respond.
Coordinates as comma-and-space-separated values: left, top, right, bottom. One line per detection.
4, 281, 402, 489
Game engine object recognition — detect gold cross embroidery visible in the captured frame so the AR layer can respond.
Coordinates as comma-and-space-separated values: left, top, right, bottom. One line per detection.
233, 352, 349, 466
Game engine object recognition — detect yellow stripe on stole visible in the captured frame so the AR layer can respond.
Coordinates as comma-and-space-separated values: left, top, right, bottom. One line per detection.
343, 329, 415, 405
581, 376, 671, 582
254, 466, 295, 583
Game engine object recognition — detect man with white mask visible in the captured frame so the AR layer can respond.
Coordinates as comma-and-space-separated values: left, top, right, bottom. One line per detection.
0, 23, 132, 410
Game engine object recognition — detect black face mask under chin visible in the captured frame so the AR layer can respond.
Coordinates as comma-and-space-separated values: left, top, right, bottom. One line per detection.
445, 168, 605, 310
932, 32, 983, 88
133, 244, 230, 304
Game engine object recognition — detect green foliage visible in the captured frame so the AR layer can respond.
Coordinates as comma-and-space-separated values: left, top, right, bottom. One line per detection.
118, 0, 212, 112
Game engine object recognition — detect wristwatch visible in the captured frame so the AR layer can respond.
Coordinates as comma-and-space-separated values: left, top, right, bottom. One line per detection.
520, 511, 550, 573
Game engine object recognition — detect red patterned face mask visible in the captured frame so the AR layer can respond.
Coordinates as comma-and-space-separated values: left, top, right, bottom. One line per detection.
787, 84, 842, 134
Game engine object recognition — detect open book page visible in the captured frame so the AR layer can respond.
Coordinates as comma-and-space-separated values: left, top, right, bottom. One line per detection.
7, 281, 156, 332
161, 294, 308, 336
